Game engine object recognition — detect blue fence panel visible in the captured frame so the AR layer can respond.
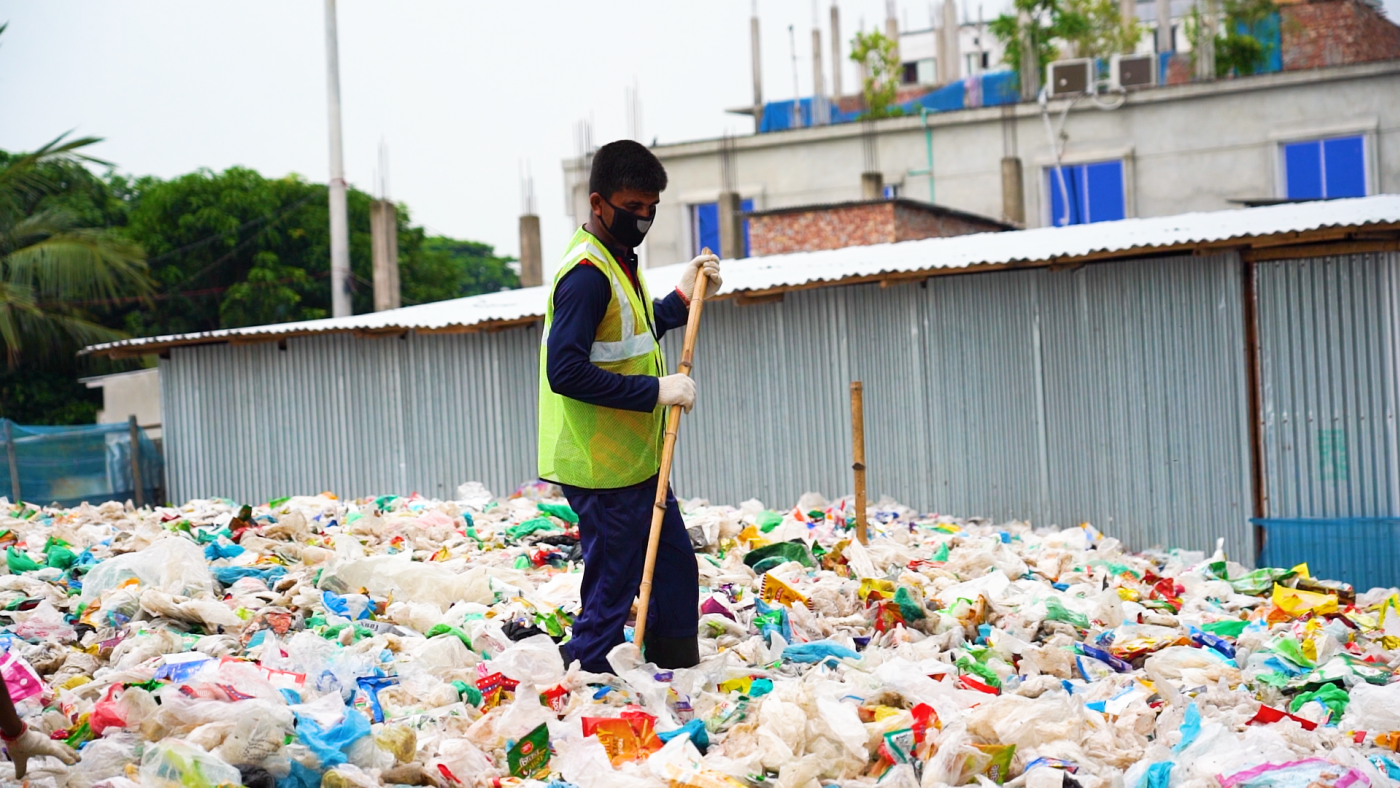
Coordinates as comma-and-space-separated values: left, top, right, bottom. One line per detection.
1, 420, 162, 507
1253, 517, 1400, 592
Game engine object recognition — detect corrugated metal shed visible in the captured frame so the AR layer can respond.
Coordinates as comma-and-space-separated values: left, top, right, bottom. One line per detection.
84, 195, 1400, 358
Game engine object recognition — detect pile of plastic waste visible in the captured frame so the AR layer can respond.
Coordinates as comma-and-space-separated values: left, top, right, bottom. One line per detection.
0, 481, 1398, 788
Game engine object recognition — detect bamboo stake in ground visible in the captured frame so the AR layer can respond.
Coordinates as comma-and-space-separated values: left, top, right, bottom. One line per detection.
851, 381, 868, 545
634, 252, 713, 650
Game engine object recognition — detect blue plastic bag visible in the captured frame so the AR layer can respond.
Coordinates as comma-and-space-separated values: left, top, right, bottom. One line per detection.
294, 702, 370, 768
1174, 702, 1201, 753
782, 641, 860, 665
657, 719, 711, 752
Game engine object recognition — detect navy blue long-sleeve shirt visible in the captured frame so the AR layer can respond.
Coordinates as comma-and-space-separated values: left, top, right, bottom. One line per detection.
546, 242, 689, 412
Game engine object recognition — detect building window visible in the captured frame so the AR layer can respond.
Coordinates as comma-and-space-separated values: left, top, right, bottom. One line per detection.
917, 58, 937, 85
964, 52, 989, 74
1046, 160, 1126, 226
1281, 135, 1367, 200
902, 61, 920, 85
691, 199, 754, 256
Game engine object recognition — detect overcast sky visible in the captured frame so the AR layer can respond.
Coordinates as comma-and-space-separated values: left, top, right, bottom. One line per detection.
4, 0, 1396, 265
0, 0, 936, 264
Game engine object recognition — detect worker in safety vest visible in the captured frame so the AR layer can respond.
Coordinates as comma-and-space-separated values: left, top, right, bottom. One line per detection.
538, 140, 721, 674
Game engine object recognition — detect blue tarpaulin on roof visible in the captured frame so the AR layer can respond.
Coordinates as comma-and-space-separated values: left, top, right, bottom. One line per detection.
758, 71, 1021, 133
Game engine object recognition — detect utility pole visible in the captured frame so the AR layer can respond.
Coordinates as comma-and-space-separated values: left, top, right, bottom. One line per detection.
324, 0, 351, 318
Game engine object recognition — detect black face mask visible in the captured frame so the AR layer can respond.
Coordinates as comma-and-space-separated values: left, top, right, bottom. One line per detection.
601, 197, 653, 249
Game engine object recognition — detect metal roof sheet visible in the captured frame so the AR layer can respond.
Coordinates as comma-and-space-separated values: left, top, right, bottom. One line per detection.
84, 194, 1400, 356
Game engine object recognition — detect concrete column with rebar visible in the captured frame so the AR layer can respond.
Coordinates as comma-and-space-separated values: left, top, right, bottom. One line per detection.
370, 201, 400, 311
519, 215, 543, 287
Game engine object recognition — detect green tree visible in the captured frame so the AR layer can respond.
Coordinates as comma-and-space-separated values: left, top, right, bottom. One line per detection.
849, 30, 904, 119
1187, 0, 1278, 77
404, 235, 518, 305
0, 134, 150, 366
114, 167, 518, 338
1059, 0, 1143, 61
991, 0, 1142, 84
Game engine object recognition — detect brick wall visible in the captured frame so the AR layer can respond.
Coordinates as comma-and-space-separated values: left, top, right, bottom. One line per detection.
748, 201, 1004, 256
1282, 0, 1400, 70
749, 204, 893, 257
893, 202, 1005, 241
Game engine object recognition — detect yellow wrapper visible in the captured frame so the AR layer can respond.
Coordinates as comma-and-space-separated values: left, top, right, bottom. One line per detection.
859, 578, 897, 603
717, 677, 753, 695
760, 573, 812, 609
1272, 584, 1338, 616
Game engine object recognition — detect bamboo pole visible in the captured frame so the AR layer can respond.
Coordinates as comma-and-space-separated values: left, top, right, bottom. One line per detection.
851, 381, 868, 545
128, 415, 144, 508
634, 252, 713, 649
4, 421, 18, 507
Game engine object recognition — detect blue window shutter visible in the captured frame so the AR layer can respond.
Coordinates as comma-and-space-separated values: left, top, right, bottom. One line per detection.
1085, 161, 1126, 222
1284, 141, 1324, 200
741, 199, 754, 257
694, 203, 719, 256
1323, 136, 1366, 198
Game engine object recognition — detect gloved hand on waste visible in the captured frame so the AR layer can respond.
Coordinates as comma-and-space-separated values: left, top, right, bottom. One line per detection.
677, 253, 722, 303
3, 723, 79, 779
782, 640, 861, 666
657, 374, 696, 413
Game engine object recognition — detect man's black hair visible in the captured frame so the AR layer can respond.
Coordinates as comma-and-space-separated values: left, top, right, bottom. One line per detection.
589, 140, 668, 200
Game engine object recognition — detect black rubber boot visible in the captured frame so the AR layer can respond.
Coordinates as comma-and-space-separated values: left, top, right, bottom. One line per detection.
643, 634, 700, 670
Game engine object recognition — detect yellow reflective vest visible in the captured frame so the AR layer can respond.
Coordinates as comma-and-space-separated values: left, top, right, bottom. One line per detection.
537, 228, 667, 488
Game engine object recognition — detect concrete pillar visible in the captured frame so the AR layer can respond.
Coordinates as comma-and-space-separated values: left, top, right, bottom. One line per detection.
519, 214, 543, 287
370, 200, 400, 311
886, 0, 900, 63
862, 171, 885, 200
1195, 0, 1217, 79
940, 0, 960, 85
1156, 0, 1173, 52
1001, 157, 1026, 226
717, 192, 746, 259
751, 13, 764, 130
830, 2, 843, 98
1120, 0, 1137, 40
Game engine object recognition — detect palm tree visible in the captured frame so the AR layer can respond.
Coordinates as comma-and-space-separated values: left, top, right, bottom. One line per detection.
0, 132, 152, 365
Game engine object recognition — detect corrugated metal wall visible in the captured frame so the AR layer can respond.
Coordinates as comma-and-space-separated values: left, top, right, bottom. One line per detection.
162, 253, 1253, 557
1256, 252, 1400, 518
665, 253, 1253, 557
161, 328, 542, 504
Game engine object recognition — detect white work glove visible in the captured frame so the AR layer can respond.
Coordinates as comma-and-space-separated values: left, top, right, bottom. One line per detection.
677, 253, 722, 303
656, 374, 696, 413
4, 724, 79, 779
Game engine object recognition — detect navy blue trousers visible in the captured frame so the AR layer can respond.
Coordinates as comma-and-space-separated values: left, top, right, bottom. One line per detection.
560, 476, 698, 674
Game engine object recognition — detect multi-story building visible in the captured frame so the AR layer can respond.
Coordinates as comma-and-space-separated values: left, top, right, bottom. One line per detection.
561, 0, 1400, 269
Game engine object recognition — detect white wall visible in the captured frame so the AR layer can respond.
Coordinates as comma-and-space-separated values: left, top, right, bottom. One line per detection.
86, 368, 162, 440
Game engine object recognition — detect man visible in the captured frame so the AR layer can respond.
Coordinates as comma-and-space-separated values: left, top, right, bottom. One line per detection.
538, 140, 721, 674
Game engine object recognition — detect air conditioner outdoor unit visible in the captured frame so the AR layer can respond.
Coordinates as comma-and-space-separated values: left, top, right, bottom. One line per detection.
1111, 53, 1156, 89
1046, 59, 1094, 97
